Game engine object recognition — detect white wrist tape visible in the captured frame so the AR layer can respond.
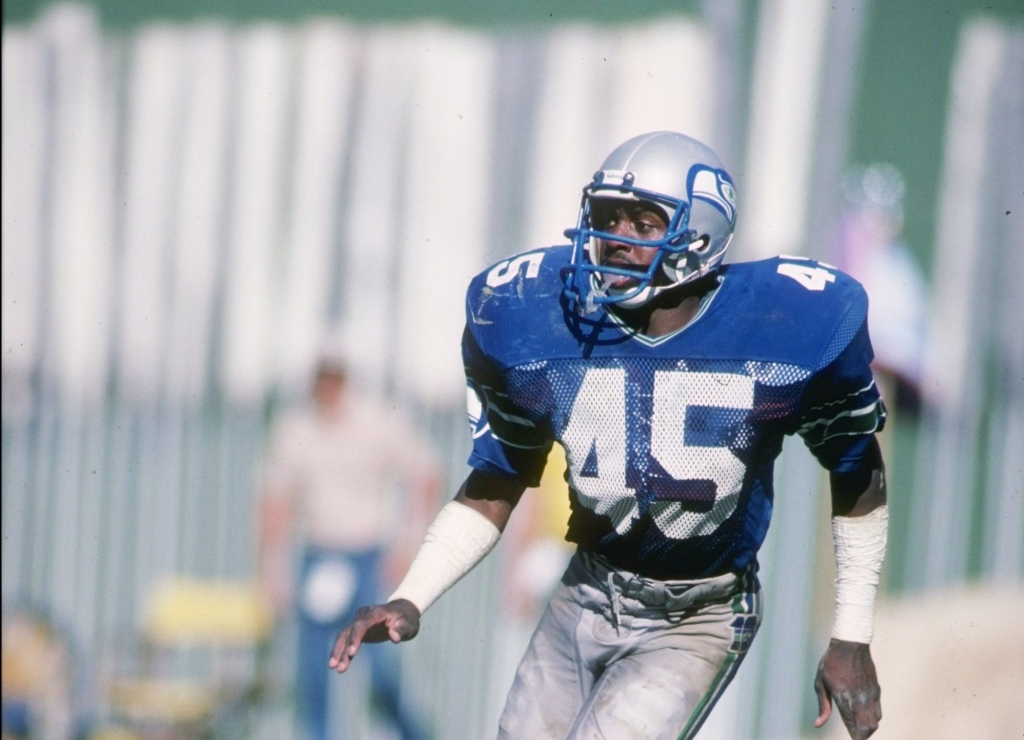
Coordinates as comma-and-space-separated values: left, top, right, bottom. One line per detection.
832, 505, 888, 644
388, 501, 501, 615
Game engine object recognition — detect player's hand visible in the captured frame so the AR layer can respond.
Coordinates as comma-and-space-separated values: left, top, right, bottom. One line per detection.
328, 599, 421, 673
814, 638, 881, 739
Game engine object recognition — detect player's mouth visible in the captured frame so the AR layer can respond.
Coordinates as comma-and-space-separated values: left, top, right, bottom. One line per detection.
600, 257, 647, 288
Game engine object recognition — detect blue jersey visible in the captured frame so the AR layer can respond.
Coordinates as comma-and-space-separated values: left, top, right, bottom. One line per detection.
463, 246, 886, 579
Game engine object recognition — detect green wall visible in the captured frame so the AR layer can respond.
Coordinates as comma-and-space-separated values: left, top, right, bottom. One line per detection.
849, 0, 1022, 276
4, 0, 1021, 276
2, 0, 702, 27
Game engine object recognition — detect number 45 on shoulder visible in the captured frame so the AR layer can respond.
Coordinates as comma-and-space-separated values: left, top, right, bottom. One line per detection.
777, 258, 836, 291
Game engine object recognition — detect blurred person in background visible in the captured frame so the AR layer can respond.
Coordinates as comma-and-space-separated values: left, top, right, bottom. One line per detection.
832, 164, 927, 417
328, 132, 889, 740
257, 343, 440, 740
1, 609, 73, 740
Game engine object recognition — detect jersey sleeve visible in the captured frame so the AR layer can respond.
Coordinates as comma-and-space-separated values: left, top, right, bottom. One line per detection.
795, 319, 888, 473
463, 325, 552, 486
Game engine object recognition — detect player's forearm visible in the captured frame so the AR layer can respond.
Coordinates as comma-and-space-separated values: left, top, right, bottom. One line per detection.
829, 436, 886, 516
456, 468, 527, 531
387, 499, 501, 614
830, 502, 888, 644
454, 491, 515, 532
828, 437, 887, 644
387, 471, 525, 614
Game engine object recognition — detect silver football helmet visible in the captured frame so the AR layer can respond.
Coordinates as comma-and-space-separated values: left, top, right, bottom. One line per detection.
563, 131, 738, 310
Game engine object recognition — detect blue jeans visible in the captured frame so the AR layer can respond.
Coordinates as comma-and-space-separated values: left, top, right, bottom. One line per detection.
296, 547, 426, 740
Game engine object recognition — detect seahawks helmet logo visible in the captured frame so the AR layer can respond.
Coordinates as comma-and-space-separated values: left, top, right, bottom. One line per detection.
690, 167, 737, 224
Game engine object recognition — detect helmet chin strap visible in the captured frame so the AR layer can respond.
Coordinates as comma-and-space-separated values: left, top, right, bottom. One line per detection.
585, 228, 725, 311
587, 230, 707, 308
605, 278, 686, 308
590, 271, 691, 310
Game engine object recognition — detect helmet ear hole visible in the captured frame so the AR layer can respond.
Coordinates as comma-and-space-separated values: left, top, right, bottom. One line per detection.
692, 235, 711, 254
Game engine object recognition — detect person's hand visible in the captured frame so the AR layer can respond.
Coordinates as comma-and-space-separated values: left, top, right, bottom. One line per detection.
814, 638, 881, 739
328, 599, 421, 673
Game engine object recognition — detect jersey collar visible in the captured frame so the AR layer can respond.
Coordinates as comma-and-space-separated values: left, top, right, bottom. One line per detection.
601, 275, 725, 348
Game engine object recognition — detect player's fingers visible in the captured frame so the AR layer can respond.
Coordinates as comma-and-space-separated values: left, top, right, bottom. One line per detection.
328, 626, 356, 671
834, 688, 859, 730
846, 716, 876, 739
330, 610, 377, 672
850, 717, 879, 739
847, 693, 882, 739
813, 674, 832, 728
385, 611, 414, 643
343, 612, 375, 656
385, 613, 404, 643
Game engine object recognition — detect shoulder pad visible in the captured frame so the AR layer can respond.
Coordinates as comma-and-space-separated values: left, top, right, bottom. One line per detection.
470, 245, 567, 300
465, 246, 571, 364
709, 257, 869, 371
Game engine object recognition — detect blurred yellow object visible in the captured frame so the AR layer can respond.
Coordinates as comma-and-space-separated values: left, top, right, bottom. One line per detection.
105, 578, 274, 739
534, 443, 573, 542
84, 726, 145, 740
108, 679, 217, 725
144, 577, 273, 646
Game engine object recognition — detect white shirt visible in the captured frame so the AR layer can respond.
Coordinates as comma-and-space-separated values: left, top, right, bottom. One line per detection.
262, 394, 438, 551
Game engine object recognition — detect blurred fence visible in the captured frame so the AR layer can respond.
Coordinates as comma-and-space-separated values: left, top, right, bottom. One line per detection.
905, 20, 1024, 591
2, 3, 1023, 739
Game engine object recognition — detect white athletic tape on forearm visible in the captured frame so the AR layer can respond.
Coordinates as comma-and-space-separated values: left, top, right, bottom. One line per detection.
388, 501, 501, 615
832, 505, 888, 644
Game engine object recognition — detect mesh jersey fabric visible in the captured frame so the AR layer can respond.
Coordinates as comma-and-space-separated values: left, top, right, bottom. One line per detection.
463, 246, 885, 579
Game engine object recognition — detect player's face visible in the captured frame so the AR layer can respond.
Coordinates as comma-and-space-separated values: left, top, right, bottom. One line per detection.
591, 200, 669, 288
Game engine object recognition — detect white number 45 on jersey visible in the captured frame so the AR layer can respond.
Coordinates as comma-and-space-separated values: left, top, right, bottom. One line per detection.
777, 258, 836, 291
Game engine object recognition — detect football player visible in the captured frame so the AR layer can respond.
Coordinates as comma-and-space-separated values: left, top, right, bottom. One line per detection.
330, 131, 887, 740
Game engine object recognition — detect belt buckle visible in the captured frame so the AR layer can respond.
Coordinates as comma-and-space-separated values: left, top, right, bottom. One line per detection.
665, 582, 694, 599
659, 582, 698, 611
634, 583, 663, 607
651, 586, 669, 606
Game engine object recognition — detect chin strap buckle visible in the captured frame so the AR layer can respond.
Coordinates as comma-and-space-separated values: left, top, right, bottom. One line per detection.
584, 280, 609, 314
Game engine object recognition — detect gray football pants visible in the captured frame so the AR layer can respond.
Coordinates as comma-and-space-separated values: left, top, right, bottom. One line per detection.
497, 551, 761, 740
